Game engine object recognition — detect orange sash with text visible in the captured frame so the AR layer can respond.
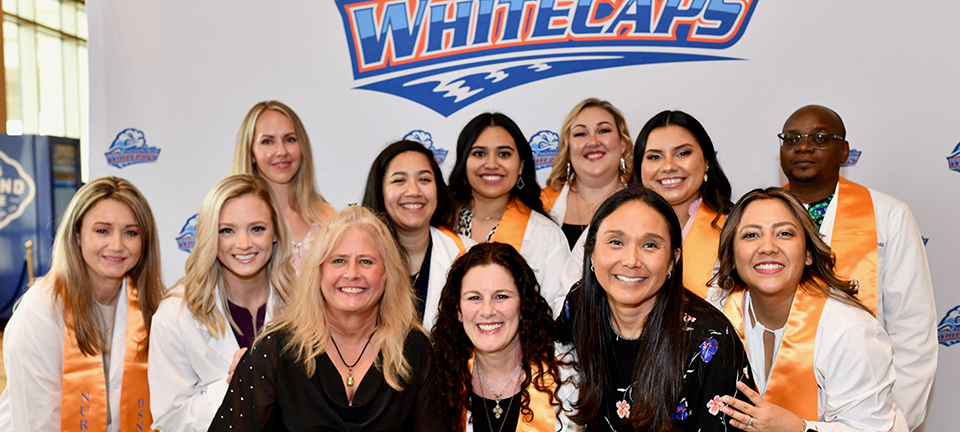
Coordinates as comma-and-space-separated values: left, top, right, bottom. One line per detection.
61, 279, 154, 432
490, 198, 531, 254
723, 287, 825, 421
682, 204, 725, 299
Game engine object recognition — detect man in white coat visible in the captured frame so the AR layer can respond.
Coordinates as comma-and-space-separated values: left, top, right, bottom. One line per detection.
778, 105, 937, 431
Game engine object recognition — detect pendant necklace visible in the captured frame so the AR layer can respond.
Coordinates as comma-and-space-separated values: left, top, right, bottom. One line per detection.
330, 318, 379, 386
475, 360, 522, 419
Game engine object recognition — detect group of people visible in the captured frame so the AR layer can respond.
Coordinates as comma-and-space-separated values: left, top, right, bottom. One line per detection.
0, 99, 936, 432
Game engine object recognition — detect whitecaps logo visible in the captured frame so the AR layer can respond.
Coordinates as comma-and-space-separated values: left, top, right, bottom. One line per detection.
0, 149, 36, 230
842, 149, 861, 167
947, 142, 960, 173
105, 128, 161, 169
529, 130, 559, 171
176, 214, 198, 253
404, 130, 449, 164
938, 305, 960, 347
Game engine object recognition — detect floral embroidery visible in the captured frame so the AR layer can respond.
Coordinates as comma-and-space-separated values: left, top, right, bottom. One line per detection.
700, 337, 719, 362
616, 400, 630, 419
671, 400, 690, 421
707, 395, 725, 416
684, 313, 697, 323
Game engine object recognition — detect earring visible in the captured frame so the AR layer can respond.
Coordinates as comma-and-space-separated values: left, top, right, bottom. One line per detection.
667, 270, 673, 279
590, 264, 595, 273
517, 176, 525, 190
566, 162, 575, 183
619, 156, 626, 173
704, 173, 708, 183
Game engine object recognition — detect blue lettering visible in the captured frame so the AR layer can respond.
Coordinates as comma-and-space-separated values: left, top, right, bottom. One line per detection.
532, 0, 569, 38
354, 0, 429, 66
698, 0, 742, 37
80, 406, 89, 417
606, 0, 652, 34
572, 0, 604, 35
138, 398, 145, 408
81, 392, 91, 403
426, 1, 474, 53
80, 420, 88, 430
497, 0, 536, 41
472, 0, 497, 44
655, 0, 706, 35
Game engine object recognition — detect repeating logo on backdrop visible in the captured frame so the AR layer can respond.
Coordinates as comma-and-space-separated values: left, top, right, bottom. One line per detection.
337, 0, 759, 116
105, 129, 161, 169
947, 142, 960, 173
0, 150, 36, 230
938, 305, 960, 347
842, 149, 861, 167
529, 130, 559, 171
404, 130, 449, 164
177, 214, 199, 253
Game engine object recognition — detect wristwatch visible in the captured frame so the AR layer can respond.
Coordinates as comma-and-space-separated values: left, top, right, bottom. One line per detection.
801, 419, 818, 432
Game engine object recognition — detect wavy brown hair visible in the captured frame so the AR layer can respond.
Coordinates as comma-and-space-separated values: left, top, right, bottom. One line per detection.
710, 187, 870, 314
433, 243, 565, 430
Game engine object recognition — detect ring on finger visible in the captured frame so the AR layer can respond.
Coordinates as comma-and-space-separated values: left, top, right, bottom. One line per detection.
747, 416, 755, 429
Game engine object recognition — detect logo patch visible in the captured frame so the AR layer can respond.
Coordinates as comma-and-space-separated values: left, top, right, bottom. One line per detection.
0, 149, 36, 230
938, 305, 960, 347
529, 130, 559, 171
922, 237, 928, 246
176, 214, 198, 253
947, 142, 960, 173
105, 129, 160, 169
404, 130, 449, 164
337, 0, 759, 116
842, 149, 861, 167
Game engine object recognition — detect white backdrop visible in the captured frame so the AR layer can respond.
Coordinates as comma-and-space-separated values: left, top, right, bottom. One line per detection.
88, 1, 960, 429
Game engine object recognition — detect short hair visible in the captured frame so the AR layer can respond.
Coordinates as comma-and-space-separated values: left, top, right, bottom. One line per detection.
180, 174, 296, 339
50, 176, 164, 357
432, 242, 563, 430
710, 187, 868, 313
546, 98, 633, 190
631, 110, 733, 229
361, 140, 455, 229
448, 112, 547, 219
230, 100, 332, 223
264, 205, 422, 390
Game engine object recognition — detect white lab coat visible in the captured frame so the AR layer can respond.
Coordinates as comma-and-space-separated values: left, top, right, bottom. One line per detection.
148, 284, 280, 431
0, 278, 134, 432
818, 185, 936, 430
507, 210, 570, 317
545, 183, 572, 225
422, 226, 477, 330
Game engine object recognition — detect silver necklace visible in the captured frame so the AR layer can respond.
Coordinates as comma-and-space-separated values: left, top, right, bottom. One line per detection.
609, 314, 639, 341
475, 360, 522, 419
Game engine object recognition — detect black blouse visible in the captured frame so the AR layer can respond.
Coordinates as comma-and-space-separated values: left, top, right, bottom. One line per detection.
209, 329, 442, 432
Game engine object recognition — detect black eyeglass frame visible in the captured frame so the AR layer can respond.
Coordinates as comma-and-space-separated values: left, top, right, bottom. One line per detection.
777, 132, 846, 149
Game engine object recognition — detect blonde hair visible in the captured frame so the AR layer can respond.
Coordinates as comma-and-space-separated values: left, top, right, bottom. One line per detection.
263, 205, 422, 390
49, 176, 164, 357
178, 174, 295, 339
231, 100, 332, 223
546, 98, 634, 190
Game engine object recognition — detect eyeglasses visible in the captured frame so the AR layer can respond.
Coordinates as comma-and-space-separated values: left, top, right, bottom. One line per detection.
777, 132, 845, 149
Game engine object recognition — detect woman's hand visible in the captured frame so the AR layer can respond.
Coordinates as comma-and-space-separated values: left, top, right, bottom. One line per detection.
226, 348, 248, 383
720, 381, 804, 432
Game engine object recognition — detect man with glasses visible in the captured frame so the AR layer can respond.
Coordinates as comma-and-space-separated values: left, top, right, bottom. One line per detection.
778, 105, 936, 431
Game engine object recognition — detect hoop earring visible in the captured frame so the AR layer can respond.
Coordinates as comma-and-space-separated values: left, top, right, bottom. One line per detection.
620, 156, 626, 173
590, 264, 595, 273
566, 162, 575, 183
667, 270, 673, 279
517, 176, 525, 190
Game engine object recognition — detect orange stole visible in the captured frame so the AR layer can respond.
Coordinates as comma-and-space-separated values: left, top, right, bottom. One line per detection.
438, 226, 469, 258
784, 178, 878, 314
61, 279, 154, 432
682, 205, 724, 299
466, 359, 558, 432
723, 288, 824, 421
539, 187, 562, 215
490, 198, 532, 254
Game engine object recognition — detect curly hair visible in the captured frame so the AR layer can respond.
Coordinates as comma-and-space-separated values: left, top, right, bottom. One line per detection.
433, 243, 564, 430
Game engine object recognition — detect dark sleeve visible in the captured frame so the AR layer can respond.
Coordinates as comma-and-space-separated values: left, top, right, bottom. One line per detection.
208, 333, 282, 432
676, 315, 756, 432
412, 332, 444, 430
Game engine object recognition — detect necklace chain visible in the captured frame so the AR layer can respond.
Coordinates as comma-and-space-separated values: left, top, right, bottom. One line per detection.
475, 360, 522, 420
329, 318, 379, 387
608, 314, 639, 341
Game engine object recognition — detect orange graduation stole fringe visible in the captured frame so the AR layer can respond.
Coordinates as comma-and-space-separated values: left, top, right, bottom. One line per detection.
724, 287, 824, 421
466, 359, 558, 431
61, 278, 154, 432
439, 226, 469, 258
682, 204, 725, 299
490, 198, 531, 253
539, 187, 561, 215
784, 177, 878, 314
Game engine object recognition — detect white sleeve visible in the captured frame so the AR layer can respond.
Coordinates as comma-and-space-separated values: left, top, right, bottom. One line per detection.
873, 195, 936, 430
810, 304, 907, 432
2, 286, 66, 431
148, 300, 230, 431
535, 223, 571, 318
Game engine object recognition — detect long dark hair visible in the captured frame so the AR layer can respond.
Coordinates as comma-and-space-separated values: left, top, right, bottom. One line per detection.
631, 110, 733, 229
571, 185, 695, 431
433, 243, 563, 430
448, 112, 547, 218
362, 140, 455, 229
711, 187, 869, 313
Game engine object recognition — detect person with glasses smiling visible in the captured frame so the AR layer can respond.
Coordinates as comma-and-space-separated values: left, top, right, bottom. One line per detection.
777, 105, 936, 431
